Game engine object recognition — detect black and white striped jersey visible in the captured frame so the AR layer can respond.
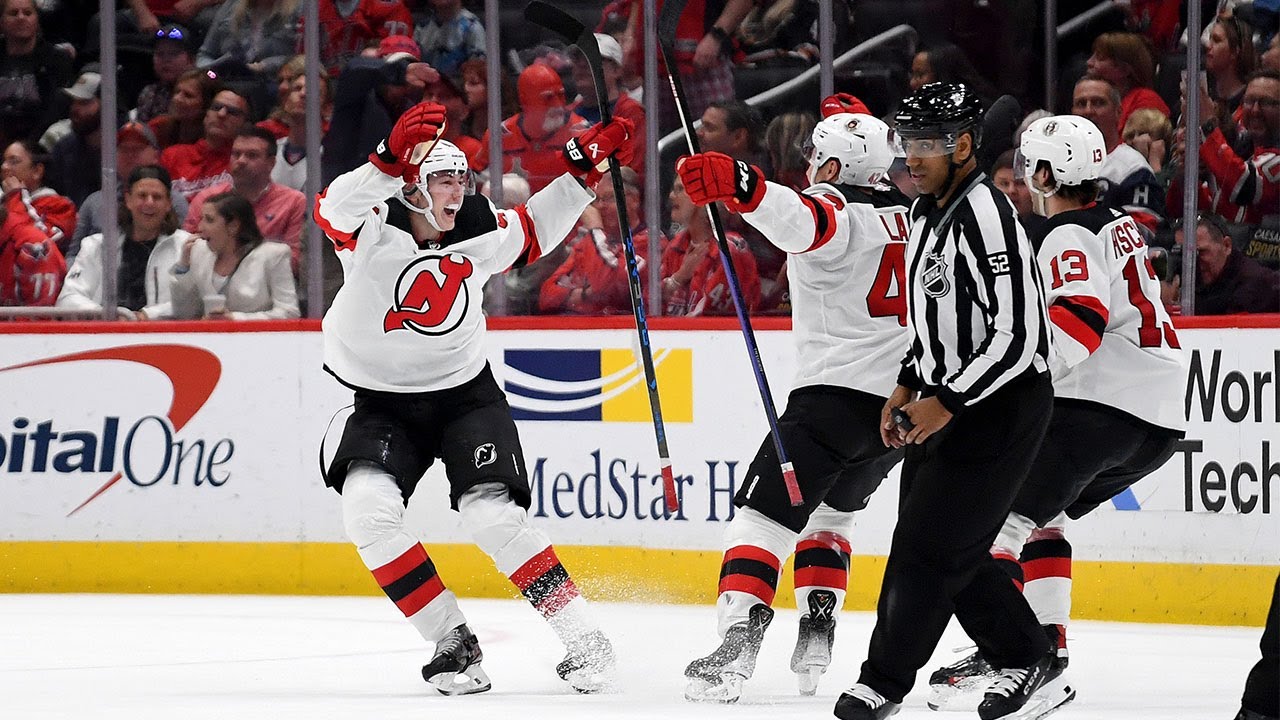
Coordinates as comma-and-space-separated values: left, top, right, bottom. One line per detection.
897, 171, 1052, 412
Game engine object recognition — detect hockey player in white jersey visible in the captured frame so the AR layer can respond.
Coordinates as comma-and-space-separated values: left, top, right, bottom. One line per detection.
315, 101, 635, 696
927, 115, 1186, 714
675, 106, 911, 702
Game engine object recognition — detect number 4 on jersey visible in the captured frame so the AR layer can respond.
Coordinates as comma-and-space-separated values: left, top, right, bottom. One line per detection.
867, 243, 907, 327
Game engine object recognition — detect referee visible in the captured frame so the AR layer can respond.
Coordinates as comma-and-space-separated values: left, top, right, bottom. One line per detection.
835, 82, 1059, 720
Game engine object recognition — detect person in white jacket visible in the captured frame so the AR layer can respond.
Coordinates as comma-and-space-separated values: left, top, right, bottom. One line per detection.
170, 191, 299, 319
57, 165, 188, 319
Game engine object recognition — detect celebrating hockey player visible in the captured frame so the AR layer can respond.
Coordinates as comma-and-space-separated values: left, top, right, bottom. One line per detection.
314, 101, 635, 695
927, 115, 1186, 713
676, 101, 910, 702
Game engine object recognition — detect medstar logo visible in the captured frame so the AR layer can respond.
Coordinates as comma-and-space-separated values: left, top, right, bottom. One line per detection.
0, 345, 228, 516
383, 253, 474, 335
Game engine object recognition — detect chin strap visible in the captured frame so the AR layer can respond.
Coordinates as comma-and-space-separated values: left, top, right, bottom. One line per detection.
396, 187, 448, 233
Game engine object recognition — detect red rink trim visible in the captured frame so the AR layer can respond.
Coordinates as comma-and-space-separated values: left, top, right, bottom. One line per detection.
793, 566, 848, 590
718, 575, 778, 605
371, 545, 430, 586
1022, 557, 1073, 582
723, 544, 781, 569
397, 574, 446, 617
510, 547, 560, 592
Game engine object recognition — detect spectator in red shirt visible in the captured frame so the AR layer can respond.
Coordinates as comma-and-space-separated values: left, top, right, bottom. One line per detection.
661, 173, 759, 316
161, 87, 251, 201
1168, 70, 1280, 227
1087, 32, 1170, 131
309, 0, 414, 76
0, 139, 74, 303
538, 166, 654, 315
150, 68, 219, 149
476, 63, 590, 193
183, 126, 305, 275
570, 33, 646, 179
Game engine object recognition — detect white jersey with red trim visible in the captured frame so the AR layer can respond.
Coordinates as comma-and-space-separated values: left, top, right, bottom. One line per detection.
1038, 203, 1186, 431
740, 180, 911, 398
315, 163, 592, 392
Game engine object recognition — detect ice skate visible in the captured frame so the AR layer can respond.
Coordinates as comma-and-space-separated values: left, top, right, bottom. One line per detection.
977, 652, 1075, 720
684, 604, 774, 703
1043, 623, 1069, 673
926, 645, 997, 711
791, 589, 838, 695
421, 624, 491, 696
556, 629, 617, 693
833, 683, 901, 719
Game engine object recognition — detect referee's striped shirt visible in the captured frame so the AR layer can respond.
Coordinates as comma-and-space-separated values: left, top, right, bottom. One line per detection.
897, 171, 1052, 412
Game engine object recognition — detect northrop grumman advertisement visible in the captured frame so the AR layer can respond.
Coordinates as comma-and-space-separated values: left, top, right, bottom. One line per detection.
0, 326, 1275, 567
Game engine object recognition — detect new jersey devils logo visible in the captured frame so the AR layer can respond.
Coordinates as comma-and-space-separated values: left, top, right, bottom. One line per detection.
383, 253, 474, 335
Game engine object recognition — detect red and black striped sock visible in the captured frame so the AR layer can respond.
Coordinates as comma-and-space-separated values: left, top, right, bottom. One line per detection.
718, 544, 781, 606
794, 532, 851, 611
510, 546, 582, 619
371, 543, 447, 618
1021, 529, 1073, 627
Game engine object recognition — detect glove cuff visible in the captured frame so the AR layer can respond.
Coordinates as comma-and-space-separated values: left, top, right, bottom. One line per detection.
370, 138, 403, 177
725, 162, 766, 213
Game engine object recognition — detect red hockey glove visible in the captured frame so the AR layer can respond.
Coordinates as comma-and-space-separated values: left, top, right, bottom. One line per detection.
676, 152, 766, 213
563, 117, 635, 185
820, 92, 870, 118
370, 102, 448, 182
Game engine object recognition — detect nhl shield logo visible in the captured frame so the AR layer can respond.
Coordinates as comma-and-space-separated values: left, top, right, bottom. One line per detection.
383, 253, 474, 335
921, 251, 951, 298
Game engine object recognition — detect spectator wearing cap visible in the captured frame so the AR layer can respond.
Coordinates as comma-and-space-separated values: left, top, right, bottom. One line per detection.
69, 121, 190, 264
46, 71, 106, 207
321, 35, 433, 182
311, 0, 414, 76
183, 126, 305, 275
423, 71, 481, 167
1190, 214, 1280, 314
135, 23, 197, 123
161, 86, 251, 200
475, 63, 591, 193
570, 33, 646, 178
412, 0, 485, 78
0, 0, 75, 149
150, 67, 220, 149
197, 0, 304, 80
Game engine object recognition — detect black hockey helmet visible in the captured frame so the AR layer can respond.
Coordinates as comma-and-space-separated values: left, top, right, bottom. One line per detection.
893, 82, 984, 148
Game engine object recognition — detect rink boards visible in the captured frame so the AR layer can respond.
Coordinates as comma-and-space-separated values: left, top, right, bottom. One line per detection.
0, 317, 1275, 626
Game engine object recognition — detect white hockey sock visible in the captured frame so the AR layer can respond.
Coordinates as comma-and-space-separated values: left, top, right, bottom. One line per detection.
793, 504, 854, 615
1021, 514, 1072, 628
715, 507, 796, 636
342, 462, 466, 644
460, 483, 598, 647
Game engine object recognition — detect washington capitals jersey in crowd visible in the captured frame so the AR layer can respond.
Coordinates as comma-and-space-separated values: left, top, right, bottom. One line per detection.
314, 164, 593, 392
739, 180, 911, 398
1038, 203, 1186, 431
899, 172, 1052, 411
1098, 143, 1164, 231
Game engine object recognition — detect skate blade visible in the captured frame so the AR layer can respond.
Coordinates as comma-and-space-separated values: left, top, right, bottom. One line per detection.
427, 664, 492, 696
796, 665, 825, 696
927, 674, 998, 711
564, 666, 618, 694
684, 673, 744, 703
994, 676, 1076, 720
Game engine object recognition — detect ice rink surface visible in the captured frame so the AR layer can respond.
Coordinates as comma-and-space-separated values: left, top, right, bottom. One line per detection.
0, 594, 1257, 720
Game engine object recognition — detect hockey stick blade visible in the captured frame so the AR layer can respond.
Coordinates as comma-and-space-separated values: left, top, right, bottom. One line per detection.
525, 0, 681, 515
657, 0, 803, 507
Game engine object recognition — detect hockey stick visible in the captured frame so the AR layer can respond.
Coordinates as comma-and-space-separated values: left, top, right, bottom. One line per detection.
524, 0, 681, 514
657, 0, 802, 506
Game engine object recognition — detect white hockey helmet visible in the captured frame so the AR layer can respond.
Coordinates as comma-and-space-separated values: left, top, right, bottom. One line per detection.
401, 139, 474, 231
803, 112, 902, 187
1017, 115, 1106, 187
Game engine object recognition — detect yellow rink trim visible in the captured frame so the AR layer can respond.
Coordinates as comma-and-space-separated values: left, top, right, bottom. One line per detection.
0, 542, 1271, 627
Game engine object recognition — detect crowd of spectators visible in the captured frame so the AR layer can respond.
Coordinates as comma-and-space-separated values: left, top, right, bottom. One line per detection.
0, 0, 1276, 320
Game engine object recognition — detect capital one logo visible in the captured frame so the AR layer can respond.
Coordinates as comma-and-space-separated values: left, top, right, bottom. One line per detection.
0, 344, 226, 516
384, 253, 474, 335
